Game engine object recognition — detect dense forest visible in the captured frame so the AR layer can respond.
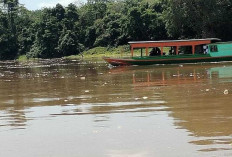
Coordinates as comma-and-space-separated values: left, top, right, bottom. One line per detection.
0, 0, 232, 60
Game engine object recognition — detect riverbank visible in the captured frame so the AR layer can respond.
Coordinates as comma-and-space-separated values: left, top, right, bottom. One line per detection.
17, 45, 132, 62
64, 46, 132, 59
17, 45, 170, 62
65, 46, 171, 59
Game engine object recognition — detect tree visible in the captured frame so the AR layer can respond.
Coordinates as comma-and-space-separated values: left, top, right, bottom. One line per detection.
64, 3, 79, 30
94, 13, 121, 47
1, 0, 19, 36
164, 0, 232, 40
0, 0, 19, 59
163, 0, 197, 38
17, 7, 34, 55
54, 4, 65, 21
57, 30, 82, 56
28, 8, 60, 58
85, 26, 96, 48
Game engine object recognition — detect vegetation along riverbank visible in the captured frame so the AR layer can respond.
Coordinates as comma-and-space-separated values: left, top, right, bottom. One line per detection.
1, 0, 232, 60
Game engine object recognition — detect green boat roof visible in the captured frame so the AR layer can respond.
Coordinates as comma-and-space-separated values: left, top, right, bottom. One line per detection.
209, 41, 232, 45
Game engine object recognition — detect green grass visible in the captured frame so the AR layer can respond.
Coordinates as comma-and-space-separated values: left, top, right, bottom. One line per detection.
65, 45, 133, 59
18, 46, 172, 61
17, 55, 39, 62
17, 55, 29, 62
65, 46, 173, 59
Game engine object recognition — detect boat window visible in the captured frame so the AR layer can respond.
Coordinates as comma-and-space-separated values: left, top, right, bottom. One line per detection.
210, 45, 218, 52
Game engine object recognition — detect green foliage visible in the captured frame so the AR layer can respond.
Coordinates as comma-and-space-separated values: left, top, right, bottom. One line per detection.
0, 0, 19, 59
0, 0, 232, 60
57, 30, 83, 56
80, 45, 130, 57
94, 13, 121, 46
164, 0, 232, 39
17, 7, 35, 55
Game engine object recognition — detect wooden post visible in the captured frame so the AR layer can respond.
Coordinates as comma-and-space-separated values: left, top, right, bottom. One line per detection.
161, 47, 164, 56
176, 46, 179, 55
192, 45, 195, 55
131, 46, 134, 57
146, 47, 148, 56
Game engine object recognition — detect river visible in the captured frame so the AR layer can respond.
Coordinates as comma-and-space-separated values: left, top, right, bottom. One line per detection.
0, 58, 232, 157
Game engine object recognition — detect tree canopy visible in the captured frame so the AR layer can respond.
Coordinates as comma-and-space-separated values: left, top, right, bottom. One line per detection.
0, 0, 231, 60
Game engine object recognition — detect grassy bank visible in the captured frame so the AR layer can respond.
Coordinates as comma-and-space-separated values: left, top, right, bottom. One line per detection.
65, 45, 132, 59
17, 46, 131, 61
17, 55, 39, 62
17, 55, 28, 61
17, 45, 171, 61
64, 45, 160, 59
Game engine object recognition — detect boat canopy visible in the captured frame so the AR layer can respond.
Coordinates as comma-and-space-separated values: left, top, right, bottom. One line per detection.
128, 38, 221, 56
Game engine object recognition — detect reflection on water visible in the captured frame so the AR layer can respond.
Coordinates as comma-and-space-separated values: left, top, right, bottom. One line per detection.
0, 59, 232, 156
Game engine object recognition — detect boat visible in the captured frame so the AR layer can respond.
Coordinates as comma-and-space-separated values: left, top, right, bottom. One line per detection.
103, 38, 232, 66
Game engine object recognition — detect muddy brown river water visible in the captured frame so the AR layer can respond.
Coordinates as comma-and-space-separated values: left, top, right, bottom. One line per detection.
0, 59, 232, 157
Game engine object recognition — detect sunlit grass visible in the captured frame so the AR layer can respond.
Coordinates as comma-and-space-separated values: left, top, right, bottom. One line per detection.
17, 55, 28, 61
65, 46, 132, 59
17, 55, 39, 62
65, 46, 172, 59
19, 46, 172, 61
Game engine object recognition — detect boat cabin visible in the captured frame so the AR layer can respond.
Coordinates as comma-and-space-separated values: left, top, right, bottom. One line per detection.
208, 42, 232, 57
128, 38, 221, 57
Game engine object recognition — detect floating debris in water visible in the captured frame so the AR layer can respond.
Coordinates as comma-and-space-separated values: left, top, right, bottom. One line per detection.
102, 82, 107, 86
85, 90, 90, 93
143, 96, 148, 100
80, 77, 86, 80
206, 89, 210, 92
135, 98, 140, 101
224, 89, 229, 95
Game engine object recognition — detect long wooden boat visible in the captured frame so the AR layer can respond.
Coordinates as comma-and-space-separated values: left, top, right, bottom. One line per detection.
103, 38, 232, 66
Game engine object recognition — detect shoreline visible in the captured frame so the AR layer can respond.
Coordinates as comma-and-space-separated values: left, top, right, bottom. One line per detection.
17, 46, 133, 62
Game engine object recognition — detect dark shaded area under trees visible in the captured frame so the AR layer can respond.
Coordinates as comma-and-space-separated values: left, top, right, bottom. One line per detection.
0, 0, 232, 60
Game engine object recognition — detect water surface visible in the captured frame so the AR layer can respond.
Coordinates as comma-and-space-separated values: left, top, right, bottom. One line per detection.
0, 59, 232, 157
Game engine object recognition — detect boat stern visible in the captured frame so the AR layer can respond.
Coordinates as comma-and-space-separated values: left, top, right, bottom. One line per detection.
103, 57, 132, 66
